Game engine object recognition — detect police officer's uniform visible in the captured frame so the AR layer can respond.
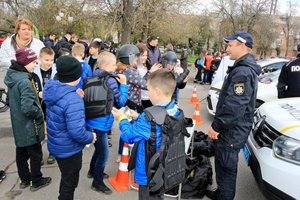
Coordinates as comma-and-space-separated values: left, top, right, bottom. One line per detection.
211, 32, 261, 200
277, 45, 300, 98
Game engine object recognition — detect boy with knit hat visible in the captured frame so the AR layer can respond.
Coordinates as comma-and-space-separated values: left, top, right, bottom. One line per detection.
43, 55, 97, 200
4, 48, 52, 192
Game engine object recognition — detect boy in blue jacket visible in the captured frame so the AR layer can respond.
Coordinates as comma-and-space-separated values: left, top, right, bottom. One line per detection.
112, 68, 179, 200
71, 43, 92, 90
86, 51, 128, 194
43, 56, 97, 200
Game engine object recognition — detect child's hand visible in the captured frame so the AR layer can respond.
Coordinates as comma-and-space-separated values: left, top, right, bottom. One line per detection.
76, 88, 84, 98
111, 107, 125, 121
129, 110, 139, 120
149, 63, 162, 73
38, 91, 43, 99
116, 74, 127, 84
183, 76, 189, 83
92, 132, 97, 143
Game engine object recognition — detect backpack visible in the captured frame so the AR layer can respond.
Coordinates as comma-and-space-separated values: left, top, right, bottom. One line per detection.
144, 106, 188, 195
166, 155, 213, 198
83, 71, 114, 118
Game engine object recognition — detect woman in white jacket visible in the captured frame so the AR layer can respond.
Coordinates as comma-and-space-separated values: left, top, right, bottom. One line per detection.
0, 19, 44, 69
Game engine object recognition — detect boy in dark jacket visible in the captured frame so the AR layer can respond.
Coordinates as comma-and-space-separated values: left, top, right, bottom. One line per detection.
4, 48, 52, 191
86, 51, 128, 194
43, 56, 96, 200
112, 69, 181, 200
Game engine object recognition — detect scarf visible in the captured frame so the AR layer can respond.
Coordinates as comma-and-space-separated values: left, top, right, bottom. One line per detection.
15, 34, 32, 49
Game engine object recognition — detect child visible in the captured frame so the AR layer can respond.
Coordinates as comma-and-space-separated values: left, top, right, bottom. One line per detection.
4, 48, 51, 191
71, 43, 92, 89
86, 41, 101, 71
33, 47, 56, 165
194, 51, 205, 84
112, 69, 181, 199
86, 51, 128, 194
137, 43, 152, 109
43, 55, 96, 200
161, 51, 190, 104
116, 44, 160, 161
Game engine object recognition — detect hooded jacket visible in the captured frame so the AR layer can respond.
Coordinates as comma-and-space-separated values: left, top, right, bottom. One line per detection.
43, 79, 93, 158
4, 61, 45, 147
212, 53, 261, 149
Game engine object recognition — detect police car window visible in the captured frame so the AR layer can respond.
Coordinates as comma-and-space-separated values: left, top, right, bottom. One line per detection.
265, 62, 286, 72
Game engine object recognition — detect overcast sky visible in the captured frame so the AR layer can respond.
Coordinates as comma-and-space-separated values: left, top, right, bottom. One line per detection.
193, 0, 299, 15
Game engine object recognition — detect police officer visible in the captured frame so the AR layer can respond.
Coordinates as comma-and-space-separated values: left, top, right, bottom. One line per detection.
206, 32, 261, 200
277, 44, 300, 98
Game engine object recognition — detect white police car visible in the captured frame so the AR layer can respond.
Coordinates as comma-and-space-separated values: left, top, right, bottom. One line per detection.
244, 98, 300, 199
207, 58, 289, 115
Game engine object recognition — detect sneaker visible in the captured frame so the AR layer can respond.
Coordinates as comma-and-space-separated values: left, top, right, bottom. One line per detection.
47, 155, 56, 165
103, 172, 109, 179
108, 141, 112, 147
205, 188, 218, 200
87, 171, 93, 179
0, 170, 6, 183
19, 180, 30, 189
91, 183, 112, 195
30, 177, 52, 192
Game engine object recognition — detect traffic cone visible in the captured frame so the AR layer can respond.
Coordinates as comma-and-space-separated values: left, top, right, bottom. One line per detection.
192, 102, 204, 126
109, 143, 130, 192
189, 85, 199, 104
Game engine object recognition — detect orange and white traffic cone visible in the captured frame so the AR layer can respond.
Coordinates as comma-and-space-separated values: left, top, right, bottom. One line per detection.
189, 85, 199, 104
109, 143, 130, 192
192, 102, 204, 126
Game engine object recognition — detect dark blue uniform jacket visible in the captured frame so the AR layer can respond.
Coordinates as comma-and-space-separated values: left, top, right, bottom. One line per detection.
212, 53, 261, 149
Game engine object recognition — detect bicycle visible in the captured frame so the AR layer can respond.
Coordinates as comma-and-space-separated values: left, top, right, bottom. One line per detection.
0, 88, 9, 112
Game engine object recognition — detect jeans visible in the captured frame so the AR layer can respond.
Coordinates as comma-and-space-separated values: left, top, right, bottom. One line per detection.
56, 151, 82, 200
214, 141, 240, 200
194, 68, 203, 82
91, 129, 109, 186
16, 143, 43, 184
203, 70, 211, 83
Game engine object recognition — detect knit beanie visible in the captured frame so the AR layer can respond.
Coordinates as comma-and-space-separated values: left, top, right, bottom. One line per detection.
56, 56, 82, 83
16, 48, 37, 66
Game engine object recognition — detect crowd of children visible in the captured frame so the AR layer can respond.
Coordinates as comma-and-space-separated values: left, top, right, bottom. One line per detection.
4, 34, 189, 200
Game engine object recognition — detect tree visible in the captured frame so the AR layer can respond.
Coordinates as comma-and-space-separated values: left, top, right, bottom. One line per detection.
214, 0, 272, 34
254, 15, 277, 58
281, 0, 298, 57
0, 0, 38, 35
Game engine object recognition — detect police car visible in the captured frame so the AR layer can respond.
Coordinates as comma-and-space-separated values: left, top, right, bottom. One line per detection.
244, 98, 300, 199
207, 58, 289, 115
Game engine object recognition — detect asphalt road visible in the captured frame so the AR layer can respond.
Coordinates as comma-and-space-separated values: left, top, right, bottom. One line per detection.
0, 67, 267, 200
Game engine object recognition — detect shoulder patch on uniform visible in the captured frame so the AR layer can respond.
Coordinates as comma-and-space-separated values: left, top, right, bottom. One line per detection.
234, 83, 245, 95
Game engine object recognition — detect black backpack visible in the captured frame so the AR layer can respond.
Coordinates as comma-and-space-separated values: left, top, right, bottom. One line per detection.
144, 106, 188, 195
83, 71, 114, 118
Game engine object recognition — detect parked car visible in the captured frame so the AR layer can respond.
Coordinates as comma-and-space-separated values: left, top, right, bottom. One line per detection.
207, 58, 289, 115
244, 97, 300, 200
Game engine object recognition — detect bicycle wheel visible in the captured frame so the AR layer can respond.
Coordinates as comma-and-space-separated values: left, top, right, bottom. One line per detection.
0, 89, 8, 112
